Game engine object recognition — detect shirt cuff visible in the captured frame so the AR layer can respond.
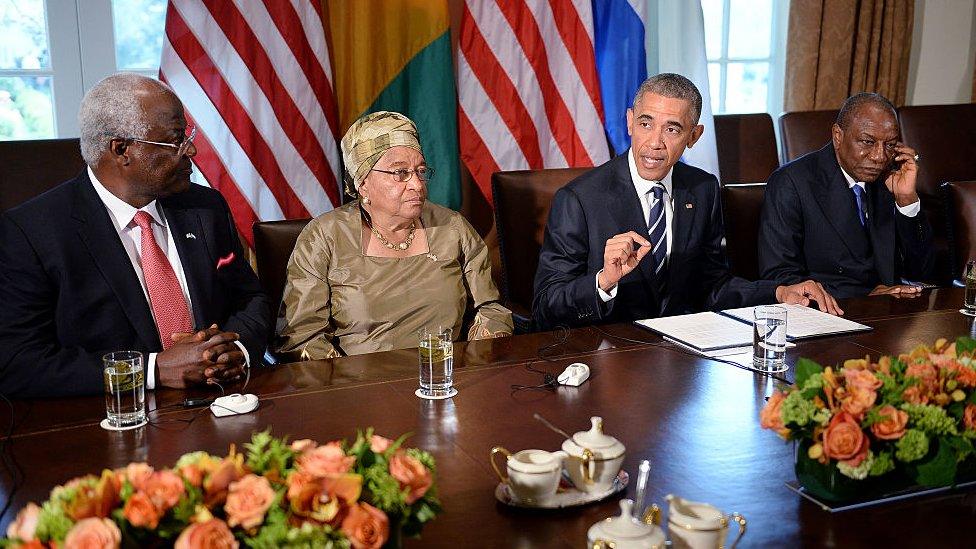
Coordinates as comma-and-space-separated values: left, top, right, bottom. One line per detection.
596, 270, 617, 302
896, 200, 920, 217
146, 352, 157, 390
234, 340, 251, 369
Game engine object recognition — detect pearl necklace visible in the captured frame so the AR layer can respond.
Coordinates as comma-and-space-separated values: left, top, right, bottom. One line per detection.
371, 221, 417, 251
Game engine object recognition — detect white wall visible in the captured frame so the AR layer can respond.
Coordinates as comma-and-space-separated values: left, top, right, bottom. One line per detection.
907, 0, 976, 105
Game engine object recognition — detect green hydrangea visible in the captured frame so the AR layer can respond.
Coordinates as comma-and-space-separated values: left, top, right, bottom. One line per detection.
837, 451, 874, 480
900, 404, 959, 436
812, 407, 831, 426
34, 500, 73, 542
895, 429, 930, 462
869, 451, 895, 476
802, 373, 824, 391
780, 390, 818, 427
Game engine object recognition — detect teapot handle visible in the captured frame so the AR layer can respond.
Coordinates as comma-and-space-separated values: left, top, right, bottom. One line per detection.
727, 512, 747, 549
581, 448, 595, 484
489, 446, 511, 483
591, 541, 616, 549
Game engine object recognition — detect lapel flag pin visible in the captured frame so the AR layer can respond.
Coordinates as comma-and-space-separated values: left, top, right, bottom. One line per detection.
685, 203, 693, 209
185, 233, 196, 239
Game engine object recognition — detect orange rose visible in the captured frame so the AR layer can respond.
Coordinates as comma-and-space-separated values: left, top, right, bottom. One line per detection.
174, 519, 239, 549
389, 451, 432, 504
204, 454, 246, 506
121, 463, 154, 491
940, 359, 976, 388
370, 435, 393, 454
870, 405, 909, 440
759, 391, 787, 431
123, 491, 161, 529
64, 471, 120, 521
143, 470, 185, 512
225, 474, 276, 530
844, 368, 882, 391
6, 502, 41, 541
964, 404, 976, 431
16, 541, 46, 549
63, 517, 121, 549
902, 385, 929, 405
340, 502, 389, 549
297, 442, 354, 477
823, 412, 869, 466
179, 464, 206, 488
840, 386, 877, 420
906, 363, 939, 393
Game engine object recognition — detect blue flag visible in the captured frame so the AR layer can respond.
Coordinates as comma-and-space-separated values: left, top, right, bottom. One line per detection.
593, 0, 647, 156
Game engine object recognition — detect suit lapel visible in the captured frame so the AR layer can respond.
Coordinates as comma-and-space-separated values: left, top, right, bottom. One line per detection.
162, 203, 211, 329
809, 146, 867, 258
868, 184, 896, 283
72, 175, 160, 349
669, 168, 695, 257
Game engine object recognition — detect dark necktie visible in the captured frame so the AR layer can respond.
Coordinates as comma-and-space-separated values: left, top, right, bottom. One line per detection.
852, 185, 867, 227
647, 185, 668, 291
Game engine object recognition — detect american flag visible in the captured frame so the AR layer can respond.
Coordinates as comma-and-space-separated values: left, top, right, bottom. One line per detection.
457, 0, 610, 205
159, 0, 341, 245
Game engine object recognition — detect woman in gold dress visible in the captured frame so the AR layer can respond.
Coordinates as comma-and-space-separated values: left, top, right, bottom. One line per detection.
276, 111, 513, 359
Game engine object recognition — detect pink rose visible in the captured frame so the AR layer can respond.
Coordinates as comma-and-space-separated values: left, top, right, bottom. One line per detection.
297, 442, 354, 477
902, 385, 929, 405
370, 435, 393, 454
204, 455, 246, 506
340, 503, 389, 549
6, 502, 41, 541
121, 463, 154, 491
143, 470, 185, 512
179, 464, 206, 488
225, 474, 276, 530
290, 439, 317, 453
870, 405, 909, 440
844, 368, 882, 391
964, 404, 976, 431
759, 391, 787, 431
122, 491, 161, 529
389, 452, 432, 504
174, 519, 239, 549
823, 412, 869, 466
63, 517, 121, 549
906, 362, 939, 394
840, 385, 877, 420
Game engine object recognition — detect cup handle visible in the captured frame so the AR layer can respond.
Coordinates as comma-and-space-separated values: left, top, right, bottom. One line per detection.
727, 512, 747, 548
642, 503, 661, 526
581, 448, 595, 484
490, 446, 511, 483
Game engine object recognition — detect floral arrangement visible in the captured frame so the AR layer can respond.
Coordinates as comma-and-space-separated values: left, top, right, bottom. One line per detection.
760, 337, 976, 501
3, 429, 440, 548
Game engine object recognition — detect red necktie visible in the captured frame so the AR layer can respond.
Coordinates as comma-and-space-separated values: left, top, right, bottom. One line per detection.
132, 211, 193, 349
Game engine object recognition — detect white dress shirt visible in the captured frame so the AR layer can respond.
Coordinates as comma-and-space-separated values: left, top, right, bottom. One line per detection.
597, 150, 675, 302
89, 168, 248, 388
839, 167, 920, 218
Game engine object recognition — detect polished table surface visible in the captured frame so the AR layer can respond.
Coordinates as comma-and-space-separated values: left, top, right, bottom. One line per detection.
3, 288, 976, 547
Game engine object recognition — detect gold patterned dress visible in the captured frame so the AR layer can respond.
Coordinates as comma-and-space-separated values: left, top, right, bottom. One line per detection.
275, 200, 513, 359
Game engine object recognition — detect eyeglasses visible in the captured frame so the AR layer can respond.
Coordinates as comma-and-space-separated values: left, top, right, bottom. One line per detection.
110, 126, 197, 157
370, 166, 434, 183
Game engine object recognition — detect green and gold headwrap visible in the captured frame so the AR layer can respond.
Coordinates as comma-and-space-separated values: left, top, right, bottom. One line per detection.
340, 111, 423, 194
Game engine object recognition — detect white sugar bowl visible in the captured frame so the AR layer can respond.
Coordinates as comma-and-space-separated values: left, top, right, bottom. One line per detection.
562, 416, 626, 493
588, 499, 666, 549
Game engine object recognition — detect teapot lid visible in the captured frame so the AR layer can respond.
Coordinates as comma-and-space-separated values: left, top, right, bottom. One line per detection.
588, 500, 664, 547
573, 417, 619, 449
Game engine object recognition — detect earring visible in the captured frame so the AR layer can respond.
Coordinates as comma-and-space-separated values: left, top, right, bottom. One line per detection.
361, 195, 370, 205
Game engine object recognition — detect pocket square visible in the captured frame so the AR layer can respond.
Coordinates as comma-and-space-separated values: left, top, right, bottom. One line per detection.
685, 203, 694, 209
216, 252, 235, 269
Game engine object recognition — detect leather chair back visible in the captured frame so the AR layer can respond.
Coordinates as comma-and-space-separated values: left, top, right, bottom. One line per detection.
492, 167, 589, 320
778, 110, 838, 162
941, 181, 976, 280
721, 183, 766, 281
253, 218, 312, 312
0, 138, 86, 212
714, 113, 779, 184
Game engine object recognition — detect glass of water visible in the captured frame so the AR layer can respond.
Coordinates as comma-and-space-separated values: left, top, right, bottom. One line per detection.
103, 351, 146, 428
753, 306, 788, 372
418, 327, 455, 399
965, 260, 976, 314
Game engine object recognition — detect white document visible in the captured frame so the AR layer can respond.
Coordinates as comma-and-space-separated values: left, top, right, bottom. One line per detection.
720, 304, 871, 340
635, 312, 753, 352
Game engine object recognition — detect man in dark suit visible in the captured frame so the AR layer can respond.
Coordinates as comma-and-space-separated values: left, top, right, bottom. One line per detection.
0, 74, 272, 398
758, 93, 934, 299
533, 73, 839, 330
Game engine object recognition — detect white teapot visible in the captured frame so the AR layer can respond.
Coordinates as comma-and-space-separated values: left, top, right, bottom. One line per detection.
561, 416, 625, 493
588, 499, 666, 549
666, 494, 746, 549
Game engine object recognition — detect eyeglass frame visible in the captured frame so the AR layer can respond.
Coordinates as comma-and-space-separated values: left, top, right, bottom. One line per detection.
369, 166, 435, 183
107, 126, 197, 157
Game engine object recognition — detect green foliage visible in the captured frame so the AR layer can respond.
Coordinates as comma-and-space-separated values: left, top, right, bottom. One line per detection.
799, 372, 824, 399
901, 404, 959, 436
915, 438, 958, 487
956, 336, 976, 357
246, 430, 296, 478
245, 493, 350, 549
781, 390, 819, 428
869, 451, 895, 476
34, 499, 73, 542
794, 358, 824, 391
895, 429, 930, 463
362, 458, 407, 517
944, 435, 975, 463
170, 481, 203, 525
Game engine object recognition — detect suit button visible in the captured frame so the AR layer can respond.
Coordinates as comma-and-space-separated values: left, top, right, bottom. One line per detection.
837, 267, 844, 274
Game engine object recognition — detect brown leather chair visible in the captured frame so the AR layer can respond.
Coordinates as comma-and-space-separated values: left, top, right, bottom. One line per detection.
252, 218, 312, 314
492, 167, 589, 331
721, 183, 766, 280
941, 181, 976, 280
713, 113, 779, 184
778, 110, 838, 162
0, 138, 86, 211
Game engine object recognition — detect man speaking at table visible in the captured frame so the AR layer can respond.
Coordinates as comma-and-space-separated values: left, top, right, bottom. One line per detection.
0, 74, 272, 398
533, 73, 840, 331
757, 93, 935, 299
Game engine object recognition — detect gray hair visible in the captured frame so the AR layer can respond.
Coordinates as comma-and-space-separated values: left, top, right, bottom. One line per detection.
633, 73, 703, 125
836, 92, 897, 130
78, 73, 174, 167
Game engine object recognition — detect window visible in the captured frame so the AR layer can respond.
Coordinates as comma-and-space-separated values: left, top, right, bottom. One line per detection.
702, 0, 789, 115
0, 0, 166, 140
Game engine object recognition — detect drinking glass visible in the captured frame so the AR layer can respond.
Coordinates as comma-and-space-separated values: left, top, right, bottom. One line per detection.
103, 351, 146, 428
418, 327, 455, 398
965, 260, 976, 313
753, 306, 787, 372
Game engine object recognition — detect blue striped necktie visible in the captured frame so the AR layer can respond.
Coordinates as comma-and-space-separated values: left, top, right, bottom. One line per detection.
852, 184, 867, 226
647, 185, 668, 290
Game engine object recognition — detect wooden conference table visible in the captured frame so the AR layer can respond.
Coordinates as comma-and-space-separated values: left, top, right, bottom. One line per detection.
3, 288, 976, 547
